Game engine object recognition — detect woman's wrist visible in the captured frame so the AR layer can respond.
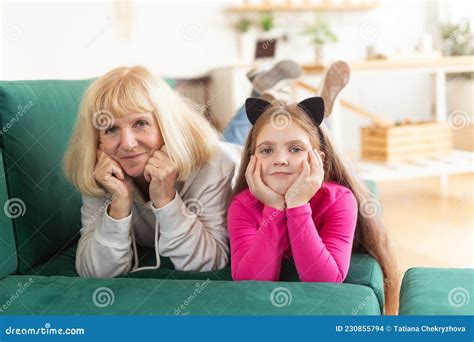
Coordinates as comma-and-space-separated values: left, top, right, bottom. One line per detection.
152, 192, 176, 209
108, 198, 132, 220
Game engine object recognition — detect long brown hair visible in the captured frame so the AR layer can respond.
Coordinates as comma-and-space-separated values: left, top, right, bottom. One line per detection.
232, 101, 399, 314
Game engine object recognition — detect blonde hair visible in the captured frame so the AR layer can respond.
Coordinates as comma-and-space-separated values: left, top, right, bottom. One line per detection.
64, 65, 219, 197
232, 102, 400, 315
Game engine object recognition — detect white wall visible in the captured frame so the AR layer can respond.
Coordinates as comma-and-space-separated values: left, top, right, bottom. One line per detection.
2, 0, 472, 153
2, 0, 459, 79
1, 0, 243, 79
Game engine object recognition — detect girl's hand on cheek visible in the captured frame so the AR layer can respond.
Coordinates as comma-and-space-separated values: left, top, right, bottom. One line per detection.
246, 155, 285, 210
285, 149, 324, 208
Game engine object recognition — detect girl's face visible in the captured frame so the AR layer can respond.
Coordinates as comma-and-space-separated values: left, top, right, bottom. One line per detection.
255, 121, 315, 195
98, 112, 163, 177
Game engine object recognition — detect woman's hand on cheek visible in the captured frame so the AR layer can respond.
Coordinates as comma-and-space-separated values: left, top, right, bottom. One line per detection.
93, 150, 134, 198
246, 155, 285, 210
144, 144, 179, 209
93, 150, 135, 219
285, 149, 324, 209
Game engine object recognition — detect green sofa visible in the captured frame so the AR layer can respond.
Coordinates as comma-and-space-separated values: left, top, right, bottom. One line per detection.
0, 79, 385, 315
399, 267, 474, 315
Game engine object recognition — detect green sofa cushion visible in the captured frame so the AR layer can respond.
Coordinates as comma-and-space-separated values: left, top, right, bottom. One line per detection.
0, 149, 17, 279
399, 267, 474, 315
29, 244, 384, 312
0, 275, 381, 315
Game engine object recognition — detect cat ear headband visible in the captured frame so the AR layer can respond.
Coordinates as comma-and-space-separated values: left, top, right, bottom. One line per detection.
245, 97, 325, 127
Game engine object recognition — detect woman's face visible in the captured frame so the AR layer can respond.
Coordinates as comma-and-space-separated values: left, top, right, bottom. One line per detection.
255, 121, 315, 195
98, 112, 163, 177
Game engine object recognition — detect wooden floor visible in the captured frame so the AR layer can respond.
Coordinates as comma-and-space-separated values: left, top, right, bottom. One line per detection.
377, 173, 474, 281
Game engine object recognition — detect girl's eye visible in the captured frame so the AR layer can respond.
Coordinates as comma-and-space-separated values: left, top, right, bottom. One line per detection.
289, 146, 303, 153
135, 120, 149, 128
260, 148, 273, 155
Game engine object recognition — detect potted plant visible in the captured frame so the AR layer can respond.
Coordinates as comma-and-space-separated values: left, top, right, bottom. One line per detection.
303, 17, 338, 63
235, 17, 256, 63
441, 18, 473, 131
260, 12, 274, 34
255, 12, 279, 59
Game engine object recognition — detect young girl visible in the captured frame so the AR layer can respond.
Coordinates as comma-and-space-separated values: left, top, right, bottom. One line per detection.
227, 96, 398, 314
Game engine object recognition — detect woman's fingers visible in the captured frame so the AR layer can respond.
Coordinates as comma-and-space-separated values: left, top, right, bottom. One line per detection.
144, 164, 152, 182
160, 144, 169, 156
102, 163, 124, 181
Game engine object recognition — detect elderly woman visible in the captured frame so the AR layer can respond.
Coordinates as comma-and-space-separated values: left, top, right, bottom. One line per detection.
64, 66, 239, 278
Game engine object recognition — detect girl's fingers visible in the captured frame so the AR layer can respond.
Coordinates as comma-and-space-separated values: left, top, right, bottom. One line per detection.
254, 158, 261, 179
246, 156, 256, 179
308, 150, 319, 176
249, 155, 256, 173
315, 149, 325, 167
302, 159, 310, 177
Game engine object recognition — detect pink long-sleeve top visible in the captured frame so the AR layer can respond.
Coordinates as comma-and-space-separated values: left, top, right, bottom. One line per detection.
227, 181, 358, 283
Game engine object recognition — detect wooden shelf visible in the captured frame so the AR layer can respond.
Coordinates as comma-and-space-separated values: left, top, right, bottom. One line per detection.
227, 1, 379, 13
303, 55, 474, 74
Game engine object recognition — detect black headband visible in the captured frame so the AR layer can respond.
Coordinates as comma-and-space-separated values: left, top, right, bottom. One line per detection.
245, 96, 325, 127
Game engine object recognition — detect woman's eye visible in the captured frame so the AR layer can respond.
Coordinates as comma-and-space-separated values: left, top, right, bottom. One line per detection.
260, 148, 273, 155
104, 126, 119, 135
289, 147, 303, 153
135, 120, 149, 128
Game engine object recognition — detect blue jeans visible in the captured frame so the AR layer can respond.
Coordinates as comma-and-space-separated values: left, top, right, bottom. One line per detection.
222, 91, 258, 146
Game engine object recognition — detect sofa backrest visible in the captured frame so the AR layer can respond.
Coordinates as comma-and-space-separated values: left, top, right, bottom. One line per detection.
0, 79, 92, 273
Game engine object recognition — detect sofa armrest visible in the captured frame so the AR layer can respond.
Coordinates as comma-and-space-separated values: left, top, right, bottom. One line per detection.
0, 148, 18, 279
